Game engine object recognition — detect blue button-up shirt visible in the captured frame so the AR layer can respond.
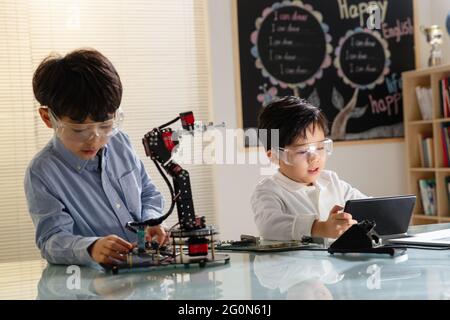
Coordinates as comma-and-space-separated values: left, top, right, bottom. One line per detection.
24, 131, 164, 266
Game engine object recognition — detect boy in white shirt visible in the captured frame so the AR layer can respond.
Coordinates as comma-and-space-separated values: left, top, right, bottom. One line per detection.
251, 96, 368, 240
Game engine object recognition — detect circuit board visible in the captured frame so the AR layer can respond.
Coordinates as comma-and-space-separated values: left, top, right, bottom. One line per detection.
104, 247, 230, 275
215, 240, 325, 252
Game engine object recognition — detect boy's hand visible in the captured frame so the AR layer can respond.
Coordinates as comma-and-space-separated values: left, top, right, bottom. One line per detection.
311, 205, 357, 239
146, 225, 169, 247
89, 235, 134, 265
326, 205, 357, 238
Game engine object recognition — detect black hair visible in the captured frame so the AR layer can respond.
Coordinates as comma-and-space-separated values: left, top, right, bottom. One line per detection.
32, 48, 122, 122
257, 96, 329, 150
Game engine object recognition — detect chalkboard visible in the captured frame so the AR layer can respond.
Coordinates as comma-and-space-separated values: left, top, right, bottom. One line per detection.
234, 0, 416, 144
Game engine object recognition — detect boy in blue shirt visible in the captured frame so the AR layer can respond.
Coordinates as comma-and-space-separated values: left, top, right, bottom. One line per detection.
25, 48, 166, 266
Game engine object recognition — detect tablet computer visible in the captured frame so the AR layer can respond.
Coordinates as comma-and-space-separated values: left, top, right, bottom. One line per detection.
344, 195, 416, 238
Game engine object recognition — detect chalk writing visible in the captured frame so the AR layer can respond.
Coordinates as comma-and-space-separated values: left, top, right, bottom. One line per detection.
337, 0, 388, 27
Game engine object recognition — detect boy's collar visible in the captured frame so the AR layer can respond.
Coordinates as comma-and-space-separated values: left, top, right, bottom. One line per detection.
273, 169, 330, 192
52, 136, 108, 173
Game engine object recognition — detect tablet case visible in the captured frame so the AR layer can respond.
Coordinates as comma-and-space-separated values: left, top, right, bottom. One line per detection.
344, 195, 416, 236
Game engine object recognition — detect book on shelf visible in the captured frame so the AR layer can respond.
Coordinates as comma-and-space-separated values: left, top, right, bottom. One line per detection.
426, 137, 434, 167
441, 123, 450, 167
446, 176, 450, 207
415, 86, 432, 120
439, 77, 450, 118
417, 134, 434, 167
418, 133, 425, 167
418, 179, 437, 216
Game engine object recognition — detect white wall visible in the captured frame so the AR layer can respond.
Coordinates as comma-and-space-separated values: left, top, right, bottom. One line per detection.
416, 0, 450, 68
207, 0, 441, 241
417, 0, 432, 68
429, 0, 450, 66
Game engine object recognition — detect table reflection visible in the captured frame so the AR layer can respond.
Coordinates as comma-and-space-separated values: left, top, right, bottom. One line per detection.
252, 252, 343, 299
37, 262, 229, 300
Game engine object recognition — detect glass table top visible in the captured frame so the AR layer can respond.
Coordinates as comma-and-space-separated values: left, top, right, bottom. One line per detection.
1, 223, 449, 300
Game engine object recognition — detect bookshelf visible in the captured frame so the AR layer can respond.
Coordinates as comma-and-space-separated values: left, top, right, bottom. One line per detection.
403, 64, 450, 225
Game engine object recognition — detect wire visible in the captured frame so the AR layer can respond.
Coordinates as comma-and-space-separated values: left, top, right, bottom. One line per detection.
297, 246, 450, 252
129, 160, 180, 229
158, 116, 180, 129
286, 245, 450, 253
383, 244, 450, 251
144, 159, 179, 225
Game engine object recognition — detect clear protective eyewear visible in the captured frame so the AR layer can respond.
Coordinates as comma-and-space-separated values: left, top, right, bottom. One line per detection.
274, 138, 333, 166
48, 107, 124, 143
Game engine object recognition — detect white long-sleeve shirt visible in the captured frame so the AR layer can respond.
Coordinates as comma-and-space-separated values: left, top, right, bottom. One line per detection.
251, 170, 367, 240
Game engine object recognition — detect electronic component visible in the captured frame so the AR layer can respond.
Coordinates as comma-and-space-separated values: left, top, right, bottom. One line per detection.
108, 112, 229, 274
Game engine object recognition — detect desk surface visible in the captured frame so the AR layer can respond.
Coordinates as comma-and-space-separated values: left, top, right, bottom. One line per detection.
1, 223, 450, 300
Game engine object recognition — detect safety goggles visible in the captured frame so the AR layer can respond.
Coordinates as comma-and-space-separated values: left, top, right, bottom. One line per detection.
274, 138, 333, 166
48, 107, 124, 143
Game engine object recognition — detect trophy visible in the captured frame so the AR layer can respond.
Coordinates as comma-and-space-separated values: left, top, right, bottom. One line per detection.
420, 25, 443, 67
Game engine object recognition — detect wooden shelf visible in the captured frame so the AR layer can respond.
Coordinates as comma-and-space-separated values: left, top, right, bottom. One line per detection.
403, 65, 450, 226
408, 118, 450, 125
408, 120, 434, 125
434, 118, 450, 123
413, 214, 439, 220
409, 167, 450, 172
410, 214, 450, 226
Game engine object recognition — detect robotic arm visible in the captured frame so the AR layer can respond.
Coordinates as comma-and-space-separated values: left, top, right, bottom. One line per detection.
126, 111, 222, 254
141, 111, 205, 230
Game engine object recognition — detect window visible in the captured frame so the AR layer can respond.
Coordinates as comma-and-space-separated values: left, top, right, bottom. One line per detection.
0, 0, 214, 262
